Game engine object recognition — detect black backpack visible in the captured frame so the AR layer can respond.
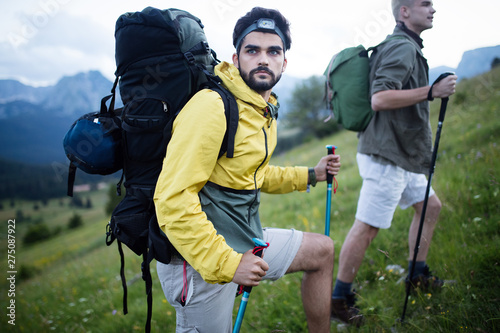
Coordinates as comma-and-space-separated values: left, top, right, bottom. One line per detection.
64, 7, 239, 332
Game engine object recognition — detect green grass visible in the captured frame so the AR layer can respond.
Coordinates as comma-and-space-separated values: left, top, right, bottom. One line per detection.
1, 67, 499, 332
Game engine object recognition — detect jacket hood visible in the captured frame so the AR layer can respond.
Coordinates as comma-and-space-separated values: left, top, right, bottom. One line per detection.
215, 61, 279, 116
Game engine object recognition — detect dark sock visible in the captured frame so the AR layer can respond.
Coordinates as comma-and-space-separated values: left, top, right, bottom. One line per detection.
408, 261, 426, 278
332, 279, 352, 299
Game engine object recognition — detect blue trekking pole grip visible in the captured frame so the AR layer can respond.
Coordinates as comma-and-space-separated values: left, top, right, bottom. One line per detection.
325, 145, 337, 236
233, 238, 269, 333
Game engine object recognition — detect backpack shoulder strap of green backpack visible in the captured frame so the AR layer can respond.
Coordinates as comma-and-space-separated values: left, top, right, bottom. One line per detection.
365, 35, 409, 54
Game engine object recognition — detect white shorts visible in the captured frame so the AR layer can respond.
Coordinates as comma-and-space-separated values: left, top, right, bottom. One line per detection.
156, 228, 303, 333
355, 153, 435, 229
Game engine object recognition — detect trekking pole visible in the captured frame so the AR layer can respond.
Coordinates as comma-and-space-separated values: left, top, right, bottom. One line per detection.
400, 72, 454, 323
324, 145, 337, 237
233, 238, 270, 333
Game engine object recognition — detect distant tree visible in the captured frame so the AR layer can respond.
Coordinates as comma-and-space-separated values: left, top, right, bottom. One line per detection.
16, 209, 29, 222
52, 226, 63, 236
70, 196, 84, 208
86, 197, 93, 209
282, 75, 341, 140
23, 222, 52, 245
68, 213, 83, 229
492, 57, 500, 69
18, 264, 41, 281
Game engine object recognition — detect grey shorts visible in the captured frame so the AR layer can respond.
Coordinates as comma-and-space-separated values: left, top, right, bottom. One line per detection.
355, 153, 435, 229
157, 228, 303, 333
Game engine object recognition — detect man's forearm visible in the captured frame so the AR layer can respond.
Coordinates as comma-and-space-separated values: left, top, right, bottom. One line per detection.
371, 86, 429, 111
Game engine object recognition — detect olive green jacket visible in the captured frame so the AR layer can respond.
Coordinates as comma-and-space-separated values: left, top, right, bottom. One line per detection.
358, 26, 432, 174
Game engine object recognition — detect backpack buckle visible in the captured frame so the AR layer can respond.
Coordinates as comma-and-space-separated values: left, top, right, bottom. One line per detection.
184, 52, 195, 64
105, 221, 115, 245
202, 41, 210, 54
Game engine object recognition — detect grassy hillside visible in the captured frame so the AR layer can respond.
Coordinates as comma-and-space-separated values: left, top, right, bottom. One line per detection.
1, 67, 499, 332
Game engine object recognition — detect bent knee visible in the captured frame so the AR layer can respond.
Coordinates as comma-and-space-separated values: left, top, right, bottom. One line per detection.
320, 235, 335, 259
305, 233, 334, 260
427, 194, 442, 215
287, 233, 334, 274
430, 194, 442, 209
353, 219, 379, 241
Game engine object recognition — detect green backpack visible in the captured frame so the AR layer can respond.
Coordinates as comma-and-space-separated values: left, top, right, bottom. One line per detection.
324, 37, 403, 131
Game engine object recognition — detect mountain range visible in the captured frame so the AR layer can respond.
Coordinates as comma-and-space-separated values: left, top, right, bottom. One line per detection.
0, 45, 499, 166
429, 45, 500, 83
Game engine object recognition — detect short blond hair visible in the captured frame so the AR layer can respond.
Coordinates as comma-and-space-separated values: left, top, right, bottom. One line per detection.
391, 0, 415, 21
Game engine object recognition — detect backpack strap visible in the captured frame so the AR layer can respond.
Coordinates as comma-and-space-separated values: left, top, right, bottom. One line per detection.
158, 76, 239, 159
67, 162, 77, 197
367, 35, 406, 51
205, 77, 239, 158
141, 251, 153, 333
324, 51, 340, 121
117, 240, 128, 315
112, 239, 153, 333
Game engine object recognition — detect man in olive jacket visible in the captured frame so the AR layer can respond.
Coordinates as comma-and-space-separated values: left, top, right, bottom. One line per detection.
331, 0, 457, 326
154, 7, 340, 333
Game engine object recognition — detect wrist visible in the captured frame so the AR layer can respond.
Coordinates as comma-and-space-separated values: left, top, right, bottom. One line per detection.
308, 167, 317, 187
427, 85, 434, 101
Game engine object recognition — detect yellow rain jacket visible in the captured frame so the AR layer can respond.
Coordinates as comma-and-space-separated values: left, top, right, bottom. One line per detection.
154, 61, 308, 284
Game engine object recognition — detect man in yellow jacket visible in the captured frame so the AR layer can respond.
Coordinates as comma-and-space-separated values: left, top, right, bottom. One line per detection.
154, 7, 340, 332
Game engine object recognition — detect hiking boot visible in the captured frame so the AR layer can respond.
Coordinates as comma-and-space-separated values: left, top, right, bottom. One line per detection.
331, 294, 364, 327
405, 265, 444, 291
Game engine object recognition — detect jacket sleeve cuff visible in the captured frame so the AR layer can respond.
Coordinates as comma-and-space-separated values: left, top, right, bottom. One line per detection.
205, 251, 242, 284
298, 166, 309, 191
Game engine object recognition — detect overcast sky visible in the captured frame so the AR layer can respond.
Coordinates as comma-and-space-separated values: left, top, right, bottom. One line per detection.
2, 0, 500, 86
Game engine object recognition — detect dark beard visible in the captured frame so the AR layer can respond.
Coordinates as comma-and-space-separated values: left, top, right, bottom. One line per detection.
239, 66, 282, 93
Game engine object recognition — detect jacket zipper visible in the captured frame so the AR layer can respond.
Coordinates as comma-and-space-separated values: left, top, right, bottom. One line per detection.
247, 126, 268, 223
